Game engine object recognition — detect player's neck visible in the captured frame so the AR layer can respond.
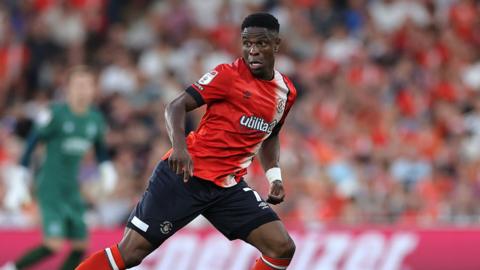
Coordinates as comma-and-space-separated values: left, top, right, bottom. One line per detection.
69, 102, 88, 115
254, 69, 275, 81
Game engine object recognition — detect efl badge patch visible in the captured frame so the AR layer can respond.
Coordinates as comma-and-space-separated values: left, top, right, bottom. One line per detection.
198, 70, 218, 85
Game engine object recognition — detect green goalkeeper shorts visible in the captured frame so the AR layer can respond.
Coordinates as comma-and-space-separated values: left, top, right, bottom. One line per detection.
37, 195, 87, 240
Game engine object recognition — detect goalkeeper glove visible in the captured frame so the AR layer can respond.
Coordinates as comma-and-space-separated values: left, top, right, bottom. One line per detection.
99, 161, 118, 193
4, 166, 32, 211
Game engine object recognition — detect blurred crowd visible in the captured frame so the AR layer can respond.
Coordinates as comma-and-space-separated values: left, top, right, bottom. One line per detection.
1, 0, 480, 229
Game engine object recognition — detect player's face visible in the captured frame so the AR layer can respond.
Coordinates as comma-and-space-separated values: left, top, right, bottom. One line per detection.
241, 27, 280, 80
68, 72, 96, 108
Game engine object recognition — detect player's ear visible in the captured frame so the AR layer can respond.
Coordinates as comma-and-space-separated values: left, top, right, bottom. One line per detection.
274, 37, 281, 53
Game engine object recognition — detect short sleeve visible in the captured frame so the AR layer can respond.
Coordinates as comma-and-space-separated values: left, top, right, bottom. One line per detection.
269, 77, 298, 137
186, 64, 230, 105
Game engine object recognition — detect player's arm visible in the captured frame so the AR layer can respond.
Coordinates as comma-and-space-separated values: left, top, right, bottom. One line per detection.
165, 91, 201, 181
258, 130, 285, 205
168, 67, 227, 181
19, 130, 40, 168
93, 113, 118, 193
19, 106, 57, 170
5, 108, 53, 211
94, 135, 118, 193
20, 106, 55, 165
4, 130, 38, 210
259, 78, 297, 205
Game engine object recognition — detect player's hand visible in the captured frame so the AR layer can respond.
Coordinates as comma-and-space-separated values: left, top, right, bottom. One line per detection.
168, 147, 194, 182
4, 166, 32, 211
99, 161, 118, 193
266, 180, 285, 205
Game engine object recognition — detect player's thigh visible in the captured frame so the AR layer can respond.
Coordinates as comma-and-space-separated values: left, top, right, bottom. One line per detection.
203, 181, 280, 241
43, 237, 64, 252
38, 199, 68, 240
66, 201, 88, 241
126, 160, 206, 247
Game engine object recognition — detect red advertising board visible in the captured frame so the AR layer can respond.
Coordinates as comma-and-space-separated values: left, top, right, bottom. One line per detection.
1, 227, 479, 270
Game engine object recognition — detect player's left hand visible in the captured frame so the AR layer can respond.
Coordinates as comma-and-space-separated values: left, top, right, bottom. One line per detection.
266, 180, 285, 205
99, 161, 118, 193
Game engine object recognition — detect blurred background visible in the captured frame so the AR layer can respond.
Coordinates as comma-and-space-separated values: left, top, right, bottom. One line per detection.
1, 0, 480, 232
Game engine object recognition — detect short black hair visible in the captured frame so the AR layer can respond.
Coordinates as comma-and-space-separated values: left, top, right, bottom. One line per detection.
241, 12, 279, 33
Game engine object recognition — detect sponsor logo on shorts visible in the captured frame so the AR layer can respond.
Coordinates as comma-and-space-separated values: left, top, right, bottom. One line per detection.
258, 202, 269, 209
160, 221, 173, 234
240, 115, 277, 134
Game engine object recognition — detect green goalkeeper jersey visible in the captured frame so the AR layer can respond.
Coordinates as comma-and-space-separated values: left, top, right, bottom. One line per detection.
21, 103, 108, 198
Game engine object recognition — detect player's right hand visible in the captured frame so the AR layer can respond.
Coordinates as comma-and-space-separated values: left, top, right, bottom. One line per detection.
4, 166, 32, 211
168, 147, 194, 182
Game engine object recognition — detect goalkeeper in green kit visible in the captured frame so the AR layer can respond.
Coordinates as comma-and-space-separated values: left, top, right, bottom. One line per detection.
1, 66, 117, 270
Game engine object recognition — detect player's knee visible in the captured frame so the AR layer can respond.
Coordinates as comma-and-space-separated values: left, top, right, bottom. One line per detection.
71, 240, 88, 251
118, 231, 153, 267
43, 238, 64, 253
280, 236, 296, 258
265, 235, 296, 258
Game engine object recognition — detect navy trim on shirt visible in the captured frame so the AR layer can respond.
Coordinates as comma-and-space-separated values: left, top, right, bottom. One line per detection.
186, 86, 205, 106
